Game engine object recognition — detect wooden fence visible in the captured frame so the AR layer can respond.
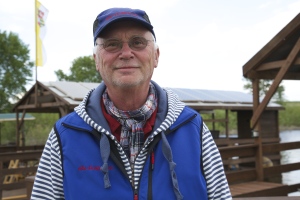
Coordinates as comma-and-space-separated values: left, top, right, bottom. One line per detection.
218, 138, 300, 197
0, 149, 43, 199
1, 140, 300, 199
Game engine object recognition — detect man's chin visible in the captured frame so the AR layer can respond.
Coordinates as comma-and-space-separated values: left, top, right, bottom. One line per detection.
113, 79, 141, 88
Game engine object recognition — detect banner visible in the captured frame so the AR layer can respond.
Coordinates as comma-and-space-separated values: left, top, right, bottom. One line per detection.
35, 0, 49, 67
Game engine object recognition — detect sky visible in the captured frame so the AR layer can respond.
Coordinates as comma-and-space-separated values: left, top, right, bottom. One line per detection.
1, 0, 300, 101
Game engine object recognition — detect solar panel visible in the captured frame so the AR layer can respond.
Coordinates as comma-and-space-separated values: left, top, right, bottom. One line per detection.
39, 82, 280, 109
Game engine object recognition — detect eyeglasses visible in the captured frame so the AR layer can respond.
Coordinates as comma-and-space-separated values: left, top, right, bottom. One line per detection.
96, 36, 153, 53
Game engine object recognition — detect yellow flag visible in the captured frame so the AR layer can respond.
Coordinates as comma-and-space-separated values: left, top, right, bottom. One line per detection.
35, 1, 49, 67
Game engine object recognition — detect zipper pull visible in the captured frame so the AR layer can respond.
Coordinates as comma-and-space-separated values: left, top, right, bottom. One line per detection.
151, 150, 155, 170
134, 190, 138, 200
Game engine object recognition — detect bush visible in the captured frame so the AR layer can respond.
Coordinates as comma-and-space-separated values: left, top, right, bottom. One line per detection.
279, 102, 300, 128
0, 113, 59, 146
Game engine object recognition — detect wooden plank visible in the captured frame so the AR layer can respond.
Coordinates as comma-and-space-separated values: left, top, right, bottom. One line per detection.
219, 144, 258, 159
223, 157, 255, 165
0, 145, 44, 153
287, 183, 300, 193
1, 166, 38, 176
0, 151, 42, 162
216, 138, 256, 146
263, 141, 300, 153
261, 137, 280, 144
248, 71, 300, 80
0, 181, 26, 190
256, 58, 300, 71
264, 162, 300, 178
230, 181, 289, 197
226, 169, 256, 184
2, 194, 27, 200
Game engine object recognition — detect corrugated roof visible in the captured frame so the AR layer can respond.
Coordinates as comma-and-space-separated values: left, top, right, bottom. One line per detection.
169, 88, 253, 103
40, 81, 282, 110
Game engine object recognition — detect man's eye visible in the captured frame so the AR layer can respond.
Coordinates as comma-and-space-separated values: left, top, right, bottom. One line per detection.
131, 38, 145, 47
106, 42, 119, 47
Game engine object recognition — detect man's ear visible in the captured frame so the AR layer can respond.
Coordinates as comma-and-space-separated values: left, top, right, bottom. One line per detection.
154, 46, 160, 68
93, 54, 99, 70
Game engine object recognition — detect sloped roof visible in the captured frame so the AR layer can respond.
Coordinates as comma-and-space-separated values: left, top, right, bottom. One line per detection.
243, 13, 300, 80
13, 81, 282, 115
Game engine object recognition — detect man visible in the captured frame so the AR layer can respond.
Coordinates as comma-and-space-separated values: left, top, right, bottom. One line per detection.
31, 8, 232, 200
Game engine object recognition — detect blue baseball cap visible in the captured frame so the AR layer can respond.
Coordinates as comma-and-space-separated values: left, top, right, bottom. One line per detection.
93, 8, 156, 44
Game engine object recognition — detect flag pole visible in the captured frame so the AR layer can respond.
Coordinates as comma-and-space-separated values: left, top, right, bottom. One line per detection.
35, 0, 38, 82
34, 0, 38, 106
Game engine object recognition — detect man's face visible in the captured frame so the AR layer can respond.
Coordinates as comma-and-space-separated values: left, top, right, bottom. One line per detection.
94, 21, 159, 89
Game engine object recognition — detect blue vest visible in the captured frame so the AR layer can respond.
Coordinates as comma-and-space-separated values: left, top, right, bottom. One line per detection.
55, 106, 208, 200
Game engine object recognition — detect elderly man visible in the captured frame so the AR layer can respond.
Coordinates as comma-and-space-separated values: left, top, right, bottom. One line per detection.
31, 8, 232, 200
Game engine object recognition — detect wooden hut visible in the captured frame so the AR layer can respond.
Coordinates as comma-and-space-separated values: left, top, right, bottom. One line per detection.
238, 12, 300, 196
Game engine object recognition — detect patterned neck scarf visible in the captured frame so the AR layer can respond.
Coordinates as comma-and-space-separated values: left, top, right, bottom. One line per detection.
102, 83, 157, 164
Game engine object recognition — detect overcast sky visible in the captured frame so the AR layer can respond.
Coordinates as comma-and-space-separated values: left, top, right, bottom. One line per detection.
1, 0, 300, 101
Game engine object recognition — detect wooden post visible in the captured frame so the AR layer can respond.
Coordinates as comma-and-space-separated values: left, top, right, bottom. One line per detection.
212, 112, 215, 130
16, 112, 20, 147
225, 109, 229, 138
26, 176, 35, 199
252, 78, 264, 181
0, 160, 3, 199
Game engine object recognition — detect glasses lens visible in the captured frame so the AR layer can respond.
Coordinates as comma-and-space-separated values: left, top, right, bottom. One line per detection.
103, 39, 121, 52
101, 37, 149, 52
129, 37, 148, 50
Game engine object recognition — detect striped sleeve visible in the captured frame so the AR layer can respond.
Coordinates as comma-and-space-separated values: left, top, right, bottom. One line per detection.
31, 129, 65, 200
202, 123, 232, 200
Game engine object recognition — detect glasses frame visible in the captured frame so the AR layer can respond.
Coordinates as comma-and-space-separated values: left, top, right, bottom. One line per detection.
96, 36, 154, 53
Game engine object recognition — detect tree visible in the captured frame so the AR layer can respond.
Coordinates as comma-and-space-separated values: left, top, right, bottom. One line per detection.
0, 30, 34, 112
243, 78, 285, 103
55, 56, 101, 82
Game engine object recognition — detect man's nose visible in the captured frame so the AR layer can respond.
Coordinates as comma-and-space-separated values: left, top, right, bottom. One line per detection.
119, 42, 134, 58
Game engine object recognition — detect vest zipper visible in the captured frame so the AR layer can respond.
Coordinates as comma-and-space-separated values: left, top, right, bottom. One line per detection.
134, 189, 138, 200
147, 150, 154, 200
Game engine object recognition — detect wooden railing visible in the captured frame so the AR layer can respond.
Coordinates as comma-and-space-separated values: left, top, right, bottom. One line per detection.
0, 150, 43, 199
218, 139, 300, 196
0, 145, 44, 154
1, 140, 299, 198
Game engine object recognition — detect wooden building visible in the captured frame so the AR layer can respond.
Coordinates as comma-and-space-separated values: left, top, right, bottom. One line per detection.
12, 81, 283, 147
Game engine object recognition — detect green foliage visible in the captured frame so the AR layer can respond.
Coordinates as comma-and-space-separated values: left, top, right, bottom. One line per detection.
0, 121, 16, 144
55, 56, 101, 82
243, 78, 285, 102
201, 110, 237, 134
24, 113, 59, 145
0, 30, 34, 112
279, 101, 300, 128
0, 113, 59, 145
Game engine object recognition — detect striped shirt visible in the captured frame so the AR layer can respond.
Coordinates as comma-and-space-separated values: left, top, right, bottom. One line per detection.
31, 87, 232, 200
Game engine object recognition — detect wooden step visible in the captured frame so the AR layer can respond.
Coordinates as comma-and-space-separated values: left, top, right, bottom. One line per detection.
230, 181, 290, 197
2, 194, 27, 200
